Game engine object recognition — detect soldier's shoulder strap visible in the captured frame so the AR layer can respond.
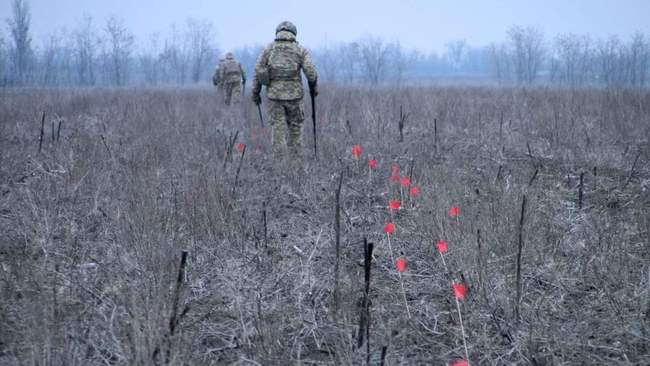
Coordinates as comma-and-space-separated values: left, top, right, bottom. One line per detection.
267, 42, 278, 62
294, 43, 308, 68
259, 43, 274, 67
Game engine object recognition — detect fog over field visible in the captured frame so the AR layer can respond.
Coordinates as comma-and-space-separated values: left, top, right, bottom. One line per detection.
2, 0, 650, 52
1, 0, 650, 85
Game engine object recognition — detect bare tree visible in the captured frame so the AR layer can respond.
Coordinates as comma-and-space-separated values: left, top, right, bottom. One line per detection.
74, 15, 98, 85
186, 18, 215, 83
487, 43, 511, 83
596, 36, 625, 88
446, 39, 467, 71
507, 25, 545, 84
6, 0, 32, 85
339, 42, 359, 83
359, 37, 394, 84
139, 32, 161, 84
554, 33, 593, 88
628, 32, 649, 88
3, 13, 649, 88
423, 51, 447, 79
0, 31, 7, 86
160, 24, 189, 84
464, 46, 491, 76
40, 33, 61, 85
313, 43, 340, 83
104, 16, 134, 86
389, 41, 408, 84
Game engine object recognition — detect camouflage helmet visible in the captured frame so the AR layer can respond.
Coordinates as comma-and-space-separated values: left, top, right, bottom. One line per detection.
276, 21, 297, 36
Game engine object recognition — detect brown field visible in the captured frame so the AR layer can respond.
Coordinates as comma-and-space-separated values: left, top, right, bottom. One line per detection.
0, 85, 649, 365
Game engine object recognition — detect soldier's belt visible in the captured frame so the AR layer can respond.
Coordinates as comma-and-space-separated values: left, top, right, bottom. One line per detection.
270, 76, 300, 81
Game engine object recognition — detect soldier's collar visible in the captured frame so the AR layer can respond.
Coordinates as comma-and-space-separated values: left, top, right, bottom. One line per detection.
275, 30, 296, 42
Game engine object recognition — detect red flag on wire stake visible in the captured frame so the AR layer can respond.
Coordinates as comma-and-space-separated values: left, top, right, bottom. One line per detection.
436, 240, 448, 254
453, 282, 467, 300
389, 199, 401, 211
395, 257, 406, 272
352, 144, 362, 160
449, 360, 469, 366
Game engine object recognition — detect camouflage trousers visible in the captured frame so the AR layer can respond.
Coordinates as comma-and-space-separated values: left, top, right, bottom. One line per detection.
267, 99, 305, 156
223, 82, 241, 106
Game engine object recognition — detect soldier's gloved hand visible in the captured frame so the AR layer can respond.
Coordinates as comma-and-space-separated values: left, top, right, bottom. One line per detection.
309, 81, 318, 97
252, 93, 261, 105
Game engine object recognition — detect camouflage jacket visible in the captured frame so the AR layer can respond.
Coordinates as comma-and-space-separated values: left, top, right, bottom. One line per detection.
221, 55, 246, 84
252, 31, 318, 101
213, 59, 225, 86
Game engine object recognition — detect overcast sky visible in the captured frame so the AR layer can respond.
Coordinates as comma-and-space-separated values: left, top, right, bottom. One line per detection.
2, 0, 649, 52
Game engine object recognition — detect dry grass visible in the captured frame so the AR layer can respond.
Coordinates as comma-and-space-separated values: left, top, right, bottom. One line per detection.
0, 85, 649, 365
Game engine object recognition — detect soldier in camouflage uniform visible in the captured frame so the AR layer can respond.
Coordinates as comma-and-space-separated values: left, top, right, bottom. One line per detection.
219, 53, 246, 106
212, 57, 225, 92
252, 21, 318, 156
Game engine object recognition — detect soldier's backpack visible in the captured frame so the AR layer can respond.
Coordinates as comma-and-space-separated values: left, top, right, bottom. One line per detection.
222, 60, 241, 83
212, 68, 220, 86
267, 43, 301, 82
223, 60, 240, 76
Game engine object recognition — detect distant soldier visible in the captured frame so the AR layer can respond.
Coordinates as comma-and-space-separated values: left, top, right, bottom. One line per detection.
252, 21, 318, 157
220, 53, 246, 106
212, 57, 225, 92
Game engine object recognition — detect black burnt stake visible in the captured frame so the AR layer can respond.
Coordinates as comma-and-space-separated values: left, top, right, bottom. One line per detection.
38, 112, 45, 153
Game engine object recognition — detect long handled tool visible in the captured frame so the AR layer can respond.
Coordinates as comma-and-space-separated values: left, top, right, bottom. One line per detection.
257, 103, 264, 127
310, 93, 317, 159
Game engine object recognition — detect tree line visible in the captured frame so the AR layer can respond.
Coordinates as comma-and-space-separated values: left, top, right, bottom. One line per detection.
2, 0, 649, 88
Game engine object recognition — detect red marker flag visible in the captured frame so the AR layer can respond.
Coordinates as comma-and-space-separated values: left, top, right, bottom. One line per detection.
352, 144, 362, 160
449, 206, 459, 218
409, 186, 420, 196
236, 143, 246, 152
400, 176, 411, 187
384, 222, 395, 235
395, 257, 407, 272
436, 240, 448, 254
453, 282, 467, 300
368, 159, 378, 169
389, 199, 401, 211
449, 360, 469, 366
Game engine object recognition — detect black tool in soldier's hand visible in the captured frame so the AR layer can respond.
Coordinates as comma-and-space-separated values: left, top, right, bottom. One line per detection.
309, 81, 318, 159
253, 93, 264, 127
257, 104, 264, 127
309, 81, 318, 98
